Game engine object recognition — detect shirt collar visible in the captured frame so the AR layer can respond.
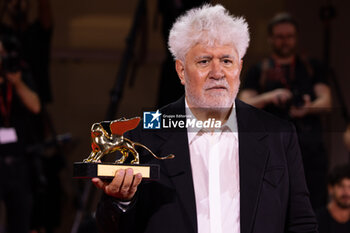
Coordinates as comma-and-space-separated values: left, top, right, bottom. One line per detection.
185, 99, 238, 144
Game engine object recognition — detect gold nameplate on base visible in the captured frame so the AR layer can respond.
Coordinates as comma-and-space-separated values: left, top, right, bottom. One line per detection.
73, 162, 160, 180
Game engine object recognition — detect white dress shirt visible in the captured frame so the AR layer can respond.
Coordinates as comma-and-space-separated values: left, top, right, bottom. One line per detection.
186, 100, 240, 233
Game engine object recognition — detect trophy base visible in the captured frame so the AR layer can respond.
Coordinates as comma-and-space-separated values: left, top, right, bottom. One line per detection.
73, 162, 160, 180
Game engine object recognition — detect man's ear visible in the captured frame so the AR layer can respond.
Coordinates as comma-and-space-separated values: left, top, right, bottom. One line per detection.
175, 60, 185, 85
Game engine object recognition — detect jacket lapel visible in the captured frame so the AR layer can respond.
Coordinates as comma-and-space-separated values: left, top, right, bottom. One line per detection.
236, 100, 270, 233
152, 98, 270, 233
155, 97, 198, 233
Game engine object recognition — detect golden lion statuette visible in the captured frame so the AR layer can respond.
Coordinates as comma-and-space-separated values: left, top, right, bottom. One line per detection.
73, 117, 174, 179
83, 117, 175, 164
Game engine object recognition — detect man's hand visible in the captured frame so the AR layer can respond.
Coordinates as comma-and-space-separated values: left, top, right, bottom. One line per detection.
266, 88, 293, 106
5, 71, 23, 87
4, 71, 41, 114
239, 88, 292, 109
92, 168, 142, 201
289, 95, 312, 118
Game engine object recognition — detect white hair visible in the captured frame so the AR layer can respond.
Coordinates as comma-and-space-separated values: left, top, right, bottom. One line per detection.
168, 4, 250, 61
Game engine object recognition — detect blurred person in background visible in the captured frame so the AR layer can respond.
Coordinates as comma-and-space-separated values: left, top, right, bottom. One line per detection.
316, 163, 350, 233
1, 1, 63, 232
0, 34, 40, 233
239, 12, 332, 210
0, 0, 53, 104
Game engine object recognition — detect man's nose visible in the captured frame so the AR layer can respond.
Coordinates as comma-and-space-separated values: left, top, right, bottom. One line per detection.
209, 60, 224, 79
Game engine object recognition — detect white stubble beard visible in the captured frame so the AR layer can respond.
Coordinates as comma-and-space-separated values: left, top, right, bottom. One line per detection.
185, 78, 240, 111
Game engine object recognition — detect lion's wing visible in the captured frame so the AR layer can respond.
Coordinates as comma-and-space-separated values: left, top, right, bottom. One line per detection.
110, 117, 141, 136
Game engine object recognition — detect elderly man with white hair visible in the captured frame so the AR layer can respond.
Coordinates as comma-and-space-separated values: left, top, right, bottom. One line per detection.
93, 4, 318, 233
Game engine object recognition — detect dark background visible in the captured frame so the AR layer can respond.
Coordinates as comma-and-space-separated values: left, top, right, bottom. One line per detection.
3, 0, 348, 232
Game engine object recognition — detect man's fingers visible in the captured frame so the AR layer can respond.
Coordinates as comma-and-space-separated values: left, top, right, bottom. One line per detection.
129, 173, 143, 194
280, 90, 292, 101
269, 89, 291, 106
303, 94, 311, 104
106, 169, 125, 195
120, 169, 134, 195
92, 169, 143, 200
92, 178, 106, 190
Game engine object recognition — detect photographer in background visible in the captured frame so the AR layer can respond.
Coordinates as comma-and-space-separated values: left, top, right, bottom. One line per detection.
1, 2, 63, 232
0, 0, 53, 104
0, 34, 40, 233
239, 13, 332, 210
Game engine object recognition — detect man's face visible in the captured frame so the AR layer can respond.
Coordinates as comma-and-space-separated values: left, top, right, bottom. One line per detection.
329, 178, 350, 209
269, 23, 297, 58
176, 43, 242, 109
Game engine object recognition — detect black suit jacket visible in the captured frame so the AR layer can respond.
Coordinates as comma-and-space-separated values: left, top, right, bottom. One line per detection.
96, 97, 318, 233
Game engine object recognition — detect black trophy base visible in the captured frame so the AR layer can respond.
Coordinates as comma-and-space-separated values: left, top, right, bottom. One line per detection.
73, 162, 160, 180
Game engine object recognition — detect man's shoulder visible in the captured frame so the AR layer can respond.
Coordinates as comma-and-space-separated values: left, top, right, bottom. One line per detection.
236, 99, 294, 132
159, 97, 185, 115
296, 55, 325, 73
241, 58, 273, 90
